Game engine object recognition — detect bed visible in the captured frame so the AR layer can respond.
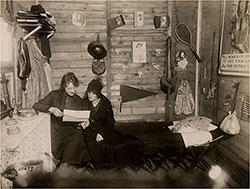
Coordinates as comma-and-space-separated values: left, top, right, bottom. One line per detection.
115, 117, 227, 172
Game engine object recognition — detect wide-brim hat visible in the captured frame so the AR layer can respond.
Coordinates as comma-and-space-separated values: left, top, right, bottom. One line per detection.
87, 35, 107, 59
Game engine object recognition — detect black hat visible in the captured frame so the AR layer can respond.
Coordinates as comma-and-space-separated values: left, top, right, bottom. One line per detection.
87, 79, 103, 94
87, 41, 107, 59
87, 35, 107, 59
30, 4, 51, 18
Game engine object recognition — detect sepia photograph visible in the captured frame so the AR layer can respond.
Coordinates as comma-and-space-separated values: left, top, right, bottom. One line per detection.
0, 0, 249, 188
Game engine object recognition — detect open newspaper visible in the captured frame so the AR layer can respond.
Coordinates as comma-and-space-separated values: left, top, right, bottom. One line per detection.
63, 109, 90, 122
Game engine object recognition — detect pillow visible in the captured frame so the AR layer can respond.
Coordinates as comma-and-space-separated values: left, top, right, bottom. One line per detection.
172, 116, 213, 133
1, 160, 43, 187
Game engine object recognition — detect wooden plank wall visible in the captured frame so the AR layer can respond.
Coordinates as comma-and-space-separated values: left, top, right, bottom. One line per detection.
41, 1, 107, 99
41, 0, 168, 122
108, 1, 168, 122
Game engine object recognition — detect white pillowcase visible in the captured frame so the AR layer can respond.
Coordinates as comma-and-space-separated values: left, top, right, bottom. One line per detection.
170, 116, 217, 133
169, 117, 217, 133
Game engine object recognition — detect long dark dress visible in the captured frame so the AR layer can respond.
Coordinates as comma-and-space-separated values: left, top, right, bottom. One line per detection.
82, 94, 144, 170
33, 89, 90, 164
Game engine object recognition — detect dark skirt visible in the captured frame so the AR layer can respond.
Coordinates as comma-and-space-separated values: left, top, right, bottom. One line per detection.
52, 126, 90, 164
86, 130, 145, 170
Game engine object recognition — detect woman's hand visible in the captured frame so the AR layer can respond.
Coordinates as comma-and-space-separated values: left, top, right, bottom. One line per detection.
49, 107, 63, 117
96, 133, 104, 142
79, 120, 90, 129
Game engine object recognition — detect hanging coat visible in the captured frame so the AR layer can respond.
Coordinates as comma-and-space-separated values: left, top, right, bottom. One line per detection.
17, 38, 31, 91
174, 79, 195, 115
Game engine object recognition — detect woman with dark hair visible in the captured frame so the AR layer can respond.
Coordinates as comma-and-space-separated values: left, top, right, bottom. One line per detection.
80, 79, 145, 171
33, 72, 91, 173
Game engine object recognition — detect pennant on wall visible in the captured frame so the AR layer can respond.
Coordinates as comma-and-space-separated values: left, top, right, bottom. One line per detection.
120, 85, 157, 111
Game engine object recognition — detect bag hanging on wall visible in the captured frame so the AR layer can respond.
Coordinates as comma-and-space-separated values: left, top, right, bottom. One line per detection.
220, 82, 241, 135
92, 59, 106, 75
174, 79, 195, 115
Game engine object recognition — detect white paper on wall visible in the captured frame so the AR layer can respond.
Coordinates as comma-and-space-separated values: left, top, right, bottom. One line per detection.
132, 41, 146, 63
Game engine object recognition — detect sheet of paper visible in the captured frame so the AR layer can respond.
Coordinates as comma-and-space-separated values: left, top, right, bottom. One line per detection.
63, 109, 90, 122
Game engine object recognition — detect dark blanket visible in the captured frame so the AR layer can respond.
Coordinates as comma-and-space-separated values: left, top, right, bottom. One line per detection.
115, 122, 185, 155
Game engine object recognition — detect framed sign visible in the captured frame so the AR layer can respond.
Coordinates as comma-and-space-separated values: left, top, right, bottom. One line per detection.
219, 0, 250, 77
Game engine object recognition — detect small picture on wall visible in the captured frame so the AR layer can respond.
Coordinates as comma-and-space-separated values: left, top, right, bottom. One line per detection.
132, 41, 146, 63
134, 11, 144, 27
219, 0, 250, 77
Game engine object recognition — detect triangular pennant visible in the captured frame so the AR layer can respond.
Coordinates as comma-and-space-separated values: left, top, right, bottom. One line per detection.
120, 85, 157, 103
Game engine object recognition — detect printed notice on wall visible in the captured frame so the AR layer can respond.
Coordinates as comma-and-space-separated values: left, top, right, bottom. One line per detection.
220, 53, 250, 76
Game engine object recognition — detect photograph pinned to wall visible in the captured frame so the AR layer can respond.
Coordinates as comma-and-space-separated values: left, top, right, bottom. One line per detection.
219, 0, 250, 77
134, 11, 144, 27
108, 15, 125, 30
132, 41, 147, 63
72, 11, 86, 27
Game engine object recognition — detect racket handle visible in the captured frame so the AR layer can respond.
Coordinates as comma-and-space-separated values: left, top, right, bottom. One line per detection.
189, 44, 201, 63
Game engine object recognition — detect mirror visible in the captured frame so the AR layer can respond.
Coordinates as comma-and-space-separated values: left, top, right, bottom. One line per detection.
0, 72, 14, 120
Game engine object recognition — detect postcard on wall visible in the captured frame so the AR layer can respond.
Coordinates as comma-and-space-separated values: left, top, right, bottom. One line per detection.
63, 109, 90, 122
132, 41, 147, 63
219, 0, 250, 77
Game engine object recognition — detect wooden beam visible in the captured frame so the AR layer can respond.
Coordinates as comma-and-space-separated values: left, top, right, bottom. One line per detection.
106, 1, 111, 99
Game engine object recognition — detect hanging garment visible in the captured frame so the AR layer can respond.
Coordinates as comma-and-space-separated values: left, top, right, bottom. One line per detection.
174, 79, 195, 115
43, 62, 52, 92
17, 38, 31, 91
38, 33, 52, 59
24, 39, 49, 108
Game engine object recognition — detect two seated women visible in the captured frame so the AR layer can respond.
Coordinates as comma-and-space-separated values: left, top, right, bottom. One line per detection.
33, 72, 226, 174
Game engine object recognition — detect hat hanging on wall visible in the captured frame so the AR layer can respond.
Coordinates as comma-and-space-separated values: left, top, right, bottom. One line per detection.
87, 34, 107, 59
108, 15, 125, 30
154, 15, 170, 29
88, 34, 107, 75
30, 4, 51, 18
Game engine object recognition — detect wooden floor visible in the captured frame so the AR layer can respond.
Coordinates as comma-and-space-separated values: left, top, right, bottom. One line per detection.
25, 155, 231, 188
